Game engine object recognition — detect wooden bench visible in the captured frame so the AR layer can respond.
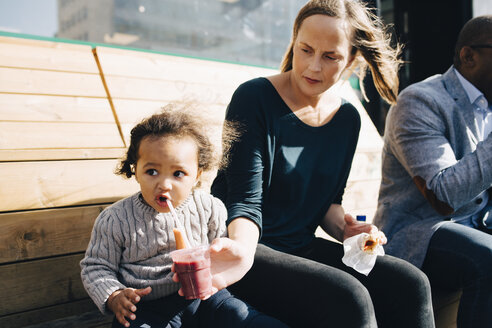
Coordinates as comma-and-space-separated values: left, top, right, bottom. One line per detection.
0, 35, 456, 327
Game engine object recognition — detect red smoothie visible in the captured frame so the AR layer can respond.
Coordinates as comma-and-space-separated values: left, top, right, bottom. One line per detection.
171, 245, 212, 300
174, 257, 212, 299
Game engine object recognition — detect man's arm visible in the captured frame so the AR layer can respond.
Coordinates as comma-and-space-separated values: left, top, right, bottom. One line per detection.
386, 86, 492, 213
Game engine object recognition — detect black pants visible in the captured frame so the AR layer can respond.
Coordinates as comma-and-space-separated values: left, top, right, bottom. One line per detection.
229, 238, 435, 328
112, 289, 288, 328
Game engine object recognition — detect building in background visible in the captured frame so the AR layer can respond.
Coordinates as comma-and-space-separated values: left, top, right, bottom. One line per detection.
57, 0, 305, 68
3, 0, 487, 133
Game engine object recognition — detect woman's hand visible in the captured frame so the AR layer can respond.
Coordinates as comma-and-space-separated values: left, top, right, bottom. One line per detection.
342, 214, 387, 245
106, 287, 152, 327
208, 237, 255, 293
171, 237, 254, 298
173, 218, 258, 297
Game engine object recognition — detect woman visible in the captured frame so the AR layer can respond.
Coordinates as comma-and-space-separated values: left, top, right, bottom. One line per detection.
208, 1, 435, 327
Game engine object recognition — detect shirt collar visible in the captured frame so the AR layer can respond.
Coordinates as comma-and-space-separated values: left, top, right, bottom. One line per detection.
454, 67, 489, 111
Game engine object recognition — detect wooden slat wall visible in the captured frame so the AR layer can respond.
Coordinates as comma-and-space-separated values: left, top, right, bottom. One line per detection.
0, 36, 124, 162
0, 37, 137, 326
95, 47, 275, 140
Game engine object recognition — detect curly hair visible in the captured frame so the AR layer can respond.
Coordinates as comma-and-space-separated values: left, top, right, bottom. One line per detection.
280, 0, 402, 105
116, 104, 238, 181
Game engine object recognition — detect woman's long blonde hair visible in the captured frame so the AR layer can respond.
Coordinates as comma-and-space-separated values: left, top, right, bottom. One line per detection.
280, 0, 402, 105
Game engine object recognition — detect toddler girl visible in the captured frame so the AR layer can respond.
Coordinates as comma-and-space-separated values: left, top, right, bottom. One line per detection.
80, 108, 287, 328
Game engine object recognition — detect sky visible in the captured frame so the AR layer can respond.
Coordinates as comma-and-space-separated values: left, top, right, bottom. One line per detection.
0, 0, 57, 36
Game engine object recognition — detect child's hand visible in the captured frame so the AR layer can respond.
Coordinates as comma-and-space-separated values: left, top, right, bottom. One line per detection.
107, 286, 152, 327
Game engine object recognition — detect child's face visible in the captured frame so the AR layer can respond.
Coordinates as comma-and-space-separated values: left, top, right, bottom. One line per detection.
134, 135, 201, 213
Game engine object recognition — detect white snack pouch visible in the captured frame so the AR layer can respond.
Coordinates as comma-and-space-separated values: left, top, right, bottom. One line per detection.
342, 233, 385, 276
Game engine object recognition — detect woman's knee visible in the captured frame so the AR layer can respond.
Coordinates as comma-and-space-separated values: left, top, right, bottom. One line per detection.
391, 256, 432, 299
307, 271, 376, 327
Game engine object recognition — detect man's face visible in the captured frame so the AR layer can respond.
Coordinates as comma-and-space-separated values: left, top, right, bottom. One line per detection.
467, 37, 492, 101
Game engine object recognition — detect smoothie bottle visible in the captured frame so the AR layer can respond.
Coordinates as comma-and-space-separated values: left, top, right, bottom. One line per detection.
171, 245, 212, 299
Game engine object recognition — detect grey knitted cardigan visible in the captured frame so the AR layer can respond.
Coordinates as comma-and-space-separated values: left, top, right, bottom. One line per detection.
80, 189, 227, 314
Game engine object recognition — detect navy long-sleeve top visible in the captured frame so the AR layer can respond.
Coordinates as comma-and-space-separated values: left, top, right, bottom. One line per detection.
211, 78, 360, 252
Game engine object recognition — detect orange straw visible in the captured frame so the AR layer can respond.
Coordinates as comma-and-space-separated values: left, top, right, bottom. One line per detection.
167, 199, 190, 249
173, 228, 188, 249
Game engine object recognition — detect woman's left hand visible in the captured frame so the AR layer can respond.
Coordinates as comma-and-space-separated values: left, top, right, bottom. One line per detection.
342, 214, 387, 245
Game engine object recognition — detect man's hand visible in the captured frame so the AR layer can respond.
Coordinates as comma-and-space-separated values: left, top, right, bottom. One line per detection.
107, 287, 152, 327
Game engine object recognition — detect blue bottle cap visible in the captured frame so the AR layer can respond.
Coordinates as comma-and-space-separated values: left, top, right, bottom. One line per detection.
356, 215, 366, 222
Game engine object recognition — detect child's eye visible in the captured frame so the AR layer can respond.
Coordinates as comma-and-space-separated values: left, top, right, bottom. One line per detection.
301, 48, 310, 53
324, 54, 336, 60
146, 169, 158, 176
174, 171, 185, 178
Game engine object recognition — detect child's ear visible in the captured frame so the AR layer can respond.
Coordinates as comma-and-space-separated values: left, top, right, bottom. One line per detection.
195, 169, 203, 186
133, 164, 139, 182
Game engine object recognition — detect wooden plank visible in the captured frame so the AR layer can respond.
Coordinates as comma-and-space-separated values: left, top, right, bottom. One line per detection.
0, 205, 108, 264
0, 122, 123, 150
0, 298, 109, 328
0, 253, 88, 316
0, 148, 125, 162
24, 309, 113, 328
0, 160, 139, 212
0, 94, 114, 123
0, 68, 106, 97
110, 99, 186, 124
112, 99, 227, 124
112, 99, 227, 146
103, 74, 236, 104
95, 46, 276, 85
0, 38, 98, 73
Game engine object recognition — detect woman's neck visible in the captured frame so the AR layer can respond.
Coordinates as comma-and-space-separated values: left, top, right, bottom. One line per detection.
269, 72, 342, 127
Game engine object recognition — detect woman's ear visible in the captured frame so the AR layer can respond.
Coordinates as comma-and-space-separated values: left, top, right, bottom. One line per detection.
341, 54, 357, 80
346, 53, 356, 69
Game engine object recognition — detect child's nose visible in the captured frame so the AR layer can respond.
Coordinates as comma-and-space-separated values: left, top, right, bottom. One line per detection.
158, 177, 172, 190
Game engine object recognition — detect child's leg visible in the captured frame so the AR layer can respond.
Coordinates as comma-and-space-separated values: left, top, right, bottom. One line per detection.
111, 293, 192, 328
196, 289, 288, 328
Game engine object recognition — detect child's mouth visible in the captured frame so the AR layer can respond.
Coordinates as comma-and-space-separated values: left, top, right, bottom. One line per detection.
155, 195, 169, 208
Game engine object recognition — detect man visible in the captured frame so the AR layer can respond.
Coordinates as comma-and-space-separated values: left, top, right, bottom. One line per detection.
374, 15, 492, 327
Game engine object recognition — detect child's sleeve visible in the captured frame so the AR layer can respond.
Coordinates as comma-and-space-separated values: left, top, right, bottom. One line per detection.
80, 209, 126, 315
